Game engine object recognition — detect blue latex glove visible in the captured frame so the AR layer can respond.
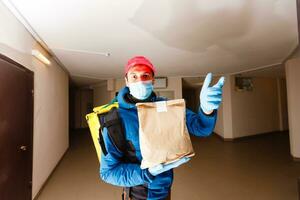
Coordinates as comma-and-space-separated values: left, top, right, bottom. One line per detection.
200, 73, 225, 114
148, 157, 191, 176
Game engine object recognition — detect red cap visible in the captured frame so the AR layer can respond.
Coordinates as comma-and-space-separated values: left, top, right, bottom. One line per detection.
125, 56, 156, 75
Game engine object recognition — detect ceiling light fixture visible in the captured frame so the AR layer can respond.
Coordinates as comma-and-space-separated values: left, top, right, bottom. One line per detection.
32, 50, 51, 65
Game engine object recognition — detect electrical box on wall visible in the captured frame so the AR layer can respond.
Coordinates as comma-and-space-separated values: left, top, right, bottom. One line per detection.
235, 77, 253, 91
153, 77, 167, 89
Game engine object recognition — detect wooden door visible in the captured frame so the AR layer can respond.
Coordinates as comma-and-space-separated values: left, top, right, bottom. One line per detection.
0, 54, 33, 200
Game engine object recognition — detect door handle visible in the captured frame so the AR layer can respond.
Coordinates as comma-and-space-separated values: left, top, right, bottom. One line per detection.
20, 145, 27, 151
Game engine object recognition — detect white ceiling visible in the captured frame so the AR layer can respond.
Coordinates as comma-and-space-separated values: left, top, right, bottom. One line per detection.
8, 0, 299, 85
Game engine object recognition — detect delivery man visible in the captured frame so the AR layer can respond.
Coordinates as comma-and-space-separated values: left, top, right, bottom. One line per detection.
100, 56, 225, 200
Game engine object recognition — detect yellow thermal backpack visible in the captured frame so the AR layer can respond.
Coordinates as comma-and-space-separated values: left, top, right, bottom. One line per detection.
86, 99, 139, 163
86, 101, 119, 161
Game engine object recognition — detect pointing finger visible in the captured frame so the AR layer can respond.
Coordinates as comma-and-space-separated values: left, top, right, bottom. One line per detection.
202, 73, 212, 89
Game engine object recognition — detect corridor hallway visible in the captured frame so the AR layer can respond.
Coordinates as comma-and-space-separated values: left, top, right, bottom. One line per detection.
36, 130, 300, 200
1, 1, 300, 199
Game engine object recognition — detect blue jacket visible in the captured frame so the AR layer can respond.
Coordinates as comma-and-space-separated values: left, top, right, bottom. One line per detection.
100, 87, 217, 200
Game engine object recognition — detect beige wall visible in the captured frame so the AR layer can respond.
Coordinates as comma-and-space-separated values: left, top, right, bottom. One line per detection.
74, 89, 81, 129
215, 75, 234, 139
231, 77, 280, 137
115, 78, 126, 92
93, 82, 112, 107
277, 78, 289, 131
216, 75, 282, 139
214, 102, 224, 137
285, 58, 300, 159
74, 89, 93, 129
80, 90, 93, 128
0, 2, 69, 199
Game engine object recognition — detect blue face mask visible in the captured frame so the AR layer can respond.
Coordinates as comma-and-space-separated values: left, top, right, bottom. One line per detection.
128, 81, 154, 100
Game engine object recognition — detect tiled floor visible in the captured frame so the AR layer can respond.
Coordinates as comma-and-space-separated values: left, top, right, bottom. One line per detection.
36, 130, 300, 200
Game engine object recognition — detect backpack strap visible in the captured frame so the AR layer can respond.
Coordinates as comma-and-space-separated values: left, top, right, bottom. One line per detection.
99, 107, 127, 154
99, 107, 139, 163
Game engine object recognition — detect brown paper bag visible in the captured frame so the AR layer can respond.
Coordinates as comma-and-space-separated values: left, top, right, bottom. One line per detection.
136, 99, 195, 169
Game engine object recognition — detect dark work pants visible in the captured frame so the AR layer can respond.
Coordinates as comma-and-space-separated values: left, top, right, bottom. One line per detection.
122, 186, 171, 200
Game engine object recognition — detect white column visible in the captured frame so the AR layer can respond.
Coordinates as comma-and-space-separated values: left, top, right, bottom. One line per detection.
277, 78, 284, 131
285, 58, 300, 160
222, 75, 234, 139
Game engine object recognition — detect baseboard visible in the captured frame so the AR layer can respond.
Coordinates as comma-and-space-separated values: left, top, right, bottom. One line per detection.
33, 147, 69, 200
292, 156, 300, 162
213, 133, 233, 141
223, 138, 234, 142
213, 130, 288, 142
234, 131, 288, 141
